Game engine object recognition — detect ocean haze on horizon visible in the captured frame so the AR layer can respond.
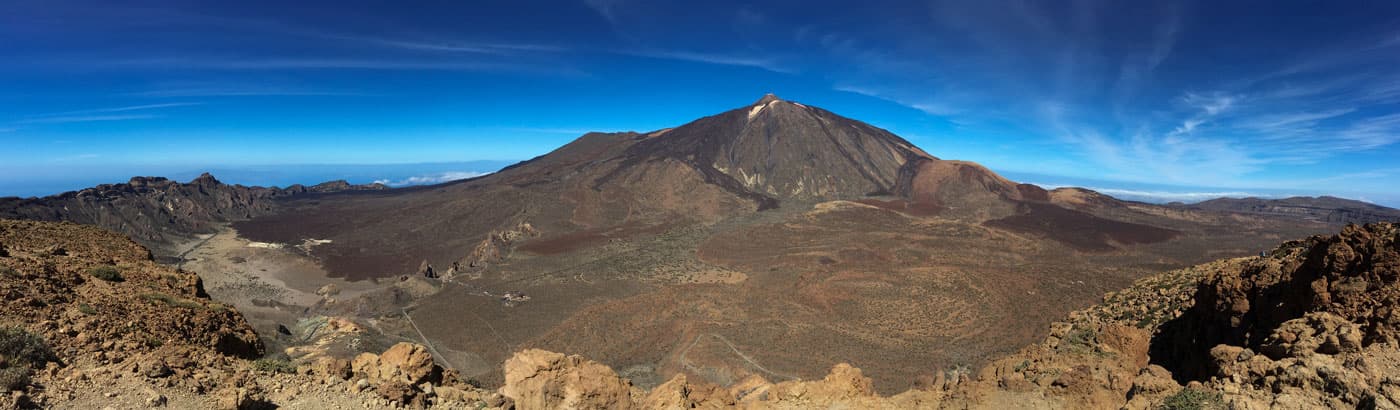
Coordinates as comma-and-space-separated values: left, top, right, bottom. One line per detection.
0, 160, 515, 198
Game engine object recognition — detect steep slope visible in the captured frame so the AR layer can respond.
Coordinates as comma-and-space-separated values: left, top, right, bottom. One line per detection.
1177, 195, 1400, 224
0, 174, 385, 258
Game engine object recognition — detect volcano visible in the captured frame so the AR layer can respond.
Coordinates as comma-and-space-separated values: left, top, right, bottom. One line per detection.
2, 94, 1342, 393
234, 94, 1065, 279
212, 94, 1334, 391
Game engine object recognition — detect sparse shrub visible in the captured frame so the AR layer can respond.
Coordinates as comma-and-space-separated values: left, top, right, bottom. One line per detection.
253, 357, 296, 374
0, 326, 54, 391
0, 267, 16, 278
88, 265, 123, 282
1160, 388, 1225, 410
1065, 327, 1095, 346
77, 304, 97, 315
140, 293, 204, 310
144, 336, 164, 348
1013, 360, 1030, 372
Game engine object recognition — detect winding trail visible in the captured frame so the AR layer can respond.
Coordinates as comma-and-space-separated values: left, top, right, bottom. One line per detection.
679, 333, 797, 382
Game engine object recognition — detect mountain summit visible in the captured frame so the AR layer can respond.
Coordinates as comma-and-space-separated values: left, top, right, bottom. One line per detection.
603, 94, 935, 205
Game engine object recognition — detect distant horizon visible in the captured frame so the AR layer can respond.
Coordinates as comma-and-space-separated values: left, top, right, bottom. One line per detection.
4, 158, 1396, 209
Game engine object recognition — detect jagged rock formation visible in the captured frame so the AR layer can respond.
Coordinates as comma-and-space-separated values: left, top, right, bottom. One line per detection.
458, 221, 539, 271
497, 349, 950, 409
910, 222, 1400, 409
0, 174, 385, 257
1175, 196, 1400, 225
1147, 222, 1400, 408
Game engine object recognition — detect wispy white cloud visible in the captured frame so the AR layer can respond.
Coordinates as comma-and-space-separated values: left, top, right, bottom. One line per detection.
125, 87, 367, 98
17, 114, 161, 124
372, 171, 490, 187
102, 56, 566, 73
49, 153, 102, 162
37, 102, 203, 117
835, 85, 964, 117
618, 49, 792, 73
13, 102, 198, 125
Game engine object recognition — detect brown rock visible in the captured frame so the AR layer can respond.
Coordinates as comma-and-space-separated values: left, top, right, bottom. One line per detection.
217, 387, 264, 410
641, 374, 735, 409
376, 342, 440, 385
500, 349, 634, 410
376, 381, 418, 407
313, 357, 353, 380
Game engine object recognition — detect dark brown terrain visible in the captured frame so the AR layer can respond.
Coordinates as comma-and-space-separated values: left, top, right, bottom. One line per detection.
0, 95, 1365, 395
0, 174, 385, 259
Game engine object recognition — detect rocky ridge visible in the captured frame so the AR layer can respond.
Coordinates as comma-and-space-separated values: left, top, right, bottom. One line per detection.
1176, 196, 1400, 225
0, 174, 385, 258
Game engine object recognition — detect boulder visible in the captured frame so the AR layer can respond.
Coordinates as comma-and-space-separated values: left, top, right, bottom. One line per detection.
500, 349, 634, 410
416, 260, 436, 279
315, 284, 340, 297
377, 342, 440, 386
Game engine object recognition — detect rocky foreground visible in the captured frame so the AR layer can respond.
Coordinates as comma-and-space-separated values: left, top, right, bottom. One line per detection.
2, 219, 1398, 409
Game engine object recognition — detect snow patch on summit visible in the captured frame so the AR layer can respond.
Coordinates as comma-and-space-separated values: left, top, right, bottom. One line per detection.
748, 100, 780, 120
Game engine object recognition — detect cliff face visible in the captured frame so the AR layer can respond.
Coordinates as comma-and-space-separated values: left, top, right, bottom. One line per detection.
0, 174, 385, 256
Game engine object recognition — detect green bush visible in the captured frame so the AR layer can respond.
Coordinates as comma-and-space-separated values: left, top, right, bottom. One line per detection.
0, 327, 54, 391
1160, 388, 1225, 410
0, 368, 29, 392
253, 357, 296, 374
77, 304, 97, 315
0, 267, 16, 278
88, 265, 123, 282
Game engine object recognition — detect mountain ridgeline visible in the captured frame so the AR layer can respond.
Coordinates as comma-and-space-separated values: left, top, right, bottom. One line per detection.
1173, 195, 1400, 224
0, 173, 385, 258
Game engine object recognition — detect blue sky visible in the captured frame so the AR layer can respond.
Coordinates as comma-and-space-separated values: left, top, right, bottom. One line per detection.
2, 1, 1399, 205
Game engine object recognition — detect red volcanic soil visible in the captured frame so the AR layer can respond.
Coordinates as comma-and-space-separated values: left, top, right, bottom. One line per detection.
984, 202, 1180, 251
853, 199, 943, 217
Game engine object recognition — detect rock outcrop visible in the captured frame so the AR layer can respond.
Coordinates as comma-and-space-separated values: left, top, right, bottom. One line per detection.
0, 219, 503, 409
500, 349, 635, 410
458, 221, 538, 271
1147, 222, 1400, 408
